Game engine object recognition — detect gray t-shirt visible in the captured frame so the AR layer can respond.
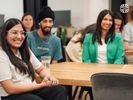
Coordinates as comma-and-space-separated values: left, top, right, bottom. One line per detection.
122, 22, 133, 45
122, 22, 133, 64
0, 47, 41, 96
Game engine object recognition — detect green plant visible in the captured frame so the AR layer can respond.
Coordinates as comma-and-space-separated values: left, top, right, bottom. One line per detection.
57, 26, 67, 46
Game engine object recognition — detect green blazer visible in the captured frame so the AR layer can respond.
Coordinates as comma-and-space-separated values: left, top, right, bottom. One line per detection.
82, 33, 124, 64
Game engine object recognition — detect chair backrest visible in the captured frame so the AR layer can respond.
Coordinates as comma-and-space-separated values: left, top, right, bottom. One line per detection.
64, 47, 72, 62
91, 73, 133, 100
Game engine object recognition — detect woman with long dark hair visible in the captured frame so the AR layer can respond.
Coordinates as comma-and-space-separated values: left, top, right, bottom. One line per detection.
0, 18, 66, 100
21, 12, 35, 32
82, 9, 124, 64
113, 12, 124, 32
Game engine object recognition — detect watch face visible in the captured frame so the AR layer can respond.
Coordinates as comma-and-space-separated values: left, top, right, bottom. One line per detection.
120, 4, 129, 14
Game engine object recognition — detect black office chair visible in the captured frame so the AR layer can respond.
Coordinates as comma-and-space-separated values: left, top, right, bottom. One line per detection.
91, 73, 133, 100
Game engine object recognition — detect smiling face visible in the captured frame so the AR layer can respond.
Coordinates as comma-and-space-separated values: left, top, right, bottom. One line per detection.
114, 18, 122, 32
101, 14, 113, 32
6, 24, 26, 53
39, 18, 53, 36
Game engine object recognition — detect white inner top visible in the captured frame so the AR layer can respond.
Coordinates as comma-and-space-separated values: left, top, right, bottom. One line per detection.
97, 39, 107, 63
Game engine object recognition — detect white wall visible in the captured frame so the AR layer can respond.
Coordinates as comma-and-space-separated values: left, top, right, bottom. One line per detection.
84, 0, 109, 27
126, 0, 133, 6
0, 0, 110, 28
48, 0, 109, 28
0, 0, 23, 21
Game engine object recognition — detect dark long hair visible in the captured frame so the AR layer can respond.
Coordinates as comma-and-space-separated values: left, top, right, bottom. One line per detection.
92, 9, 115, 44
113, 12, 124, 32
21, 12, 35, 31
0, 18, 35, 81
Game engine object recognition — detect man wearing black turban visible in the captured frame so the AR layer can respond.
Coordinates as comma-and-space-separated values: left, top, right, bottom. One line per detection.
27, 6, 63, 63
27, 6, 66, 100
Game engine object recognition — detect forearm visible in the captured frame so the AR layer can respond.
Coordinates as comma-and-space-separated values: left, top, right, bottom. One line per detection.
125, 46, 133, 51
124, 41, 133, 51
39, 68, 51, 78
36, 65, 51, 79
35, 65, 58, 86
52, 60, 58, 64
1, 80, 45, 95
10, 83, 44, 94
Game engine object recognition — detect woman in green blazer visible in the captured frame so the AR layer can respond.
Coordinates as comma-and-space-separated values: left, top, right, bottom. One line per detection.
82, 9, 124, 64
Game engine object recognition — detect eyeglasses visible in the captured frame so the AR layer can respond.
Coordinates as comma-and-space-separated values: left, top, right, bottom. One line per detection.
8, 30, 26, 37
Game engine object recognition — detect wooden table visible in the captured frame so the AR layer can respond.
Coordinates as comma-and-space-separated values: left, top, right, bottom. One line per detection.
125, 50, 133, 55
51, 62, 133, 87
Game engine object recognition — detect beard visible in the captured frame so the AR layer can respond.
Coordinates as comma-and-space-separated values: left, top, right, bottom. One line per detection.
40, 25, 52, 36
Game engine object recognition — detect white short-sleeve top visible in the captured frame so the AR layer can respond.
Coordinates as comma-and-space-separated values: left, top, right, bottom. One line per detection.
0, 47, 42, 96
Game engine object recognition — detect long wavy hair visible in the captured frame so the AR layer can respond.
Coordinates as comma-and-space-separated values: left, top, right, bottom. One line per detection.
0, 18, 35, 81
92, 9, 115, 44
113, 12, 124, 32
